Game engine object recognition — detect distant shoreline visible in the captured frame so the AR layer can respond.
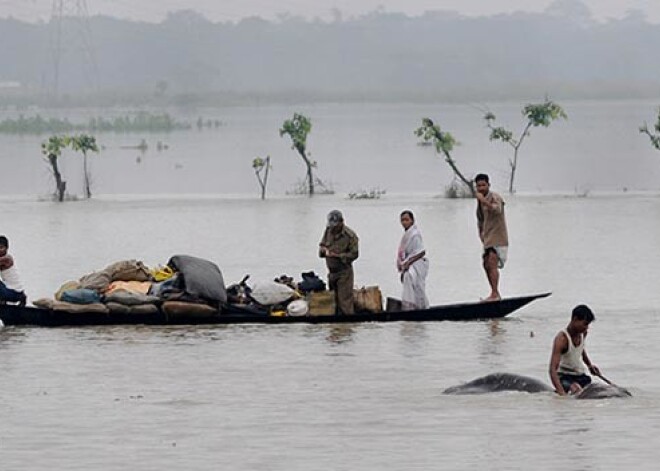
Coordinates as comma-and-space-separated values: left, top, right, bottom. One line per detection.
3, 89, 660, 110
1, 190, 658, 203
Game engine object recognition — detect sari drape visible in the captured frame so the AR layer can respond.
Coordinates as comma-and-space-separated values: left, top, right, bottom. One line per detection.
397, 224, 429, 310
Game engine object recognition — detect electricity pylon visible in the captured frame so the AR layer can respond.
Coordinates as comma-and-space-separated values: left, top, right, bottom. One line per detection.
49, 0, 99, 98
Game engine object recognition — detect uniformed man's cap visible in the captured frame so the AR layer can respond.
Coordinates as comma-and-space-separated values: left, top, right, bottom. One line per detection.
327, 210, 344, 227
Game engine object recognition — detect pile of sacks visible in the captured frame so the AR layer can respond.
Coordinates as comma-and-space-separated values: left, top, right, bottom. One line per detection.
33, 255, 226, 318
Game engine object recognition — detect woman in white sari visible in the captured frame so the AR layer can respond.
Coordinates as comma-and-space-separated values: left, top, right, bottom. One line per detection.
397, 210, 429, 310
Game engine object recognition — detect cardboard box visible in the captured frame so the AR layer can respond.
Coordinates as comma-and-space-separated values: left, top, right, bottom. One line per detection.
306, 290, 336, 316
354, 286, 383, 313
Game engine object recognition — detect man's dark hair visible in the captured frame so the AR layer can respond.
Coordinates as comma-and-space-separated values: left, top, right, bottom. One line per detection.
475, 173, 490, 184
572, 304, 595, 323
0, 235, 8, 248
400, 210, 415, 221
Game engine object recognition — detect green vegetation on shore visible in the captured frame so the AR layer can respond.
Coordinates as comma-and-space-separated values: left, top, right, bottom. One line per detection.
0, 112, 192, 134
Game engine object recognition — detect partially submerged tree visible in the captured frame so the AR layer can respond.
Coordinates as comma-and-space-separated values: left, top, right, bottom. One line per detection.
485, 98, 567, 193
287, 177, 334, 195
280, 113, 315, 196
415, 118, 474, 196
639, 109, 660, 150
348, 188, 386, 200
252, 155, 271, 200
69, 134, 100, 199
41, 135, 70, 202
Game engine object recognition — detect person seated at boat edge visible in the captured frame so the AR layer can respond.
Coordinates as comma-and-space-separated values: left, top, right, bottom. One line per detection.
0, 235, 27, 306
319, 210, 359, 315
397, 210, 429, 310
549, 304, 601, 396
475, 173, 509, 302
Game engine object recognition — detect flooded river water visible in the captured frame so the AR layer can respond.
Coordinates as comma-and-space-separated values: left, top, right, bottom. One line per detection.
1, 193, 659, 470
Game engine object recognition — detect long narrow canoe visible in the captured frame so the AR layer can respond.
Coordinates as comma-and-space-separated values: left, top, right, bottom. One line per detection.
0, 292, 550, 327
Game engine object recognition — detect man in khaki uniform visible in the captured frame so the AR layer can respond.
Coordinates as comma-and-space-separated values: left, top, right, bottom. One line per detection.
319, 210, 359, 314
475, 174, 509, 301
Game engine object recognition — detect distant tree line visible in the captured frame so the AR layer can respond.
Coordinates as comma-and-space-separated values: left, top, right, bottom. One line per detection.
0, 112, 195, 134
2, 3, 660, 105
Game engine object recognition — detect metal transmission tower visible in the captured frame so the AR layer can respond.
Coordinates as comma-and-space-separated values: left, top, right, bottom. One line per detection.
48, 0, 99, 98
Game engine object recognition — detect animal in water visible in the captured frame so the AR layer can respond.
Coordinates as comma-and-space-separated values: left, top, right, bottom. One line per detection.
443, 372, 553, 395
573, 382, 632, 399
443, 372, 632, 398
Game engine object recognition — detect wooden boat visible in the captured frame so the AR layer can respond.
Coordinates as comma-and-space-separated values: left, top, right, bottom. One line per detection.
0, 292, 550, 327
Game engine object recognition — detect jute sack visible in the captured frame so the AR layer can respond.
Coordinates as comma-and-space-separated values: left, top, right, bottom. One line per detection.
55, 281, 81, 300
162, 301, 219, 320
128, 304, 160, 315
354, 286, 383, 313
107, 260, 151, 282
51, 301, 109, 314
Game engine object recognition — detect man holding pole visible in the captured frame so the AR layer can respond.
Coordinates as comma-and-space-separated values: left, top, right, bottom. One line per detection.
475, 173, 508, 301
549, 304, 602, 396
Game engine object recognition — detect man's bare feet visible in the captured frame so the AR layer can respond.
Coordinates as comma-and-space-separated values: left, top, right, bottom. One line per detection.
480, 294, 502, 302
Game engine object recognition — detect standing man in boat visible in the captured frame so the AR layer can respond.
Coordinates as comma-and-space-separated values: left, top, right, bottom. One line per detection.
0, 235, 27, 306
549, 304, 601, 396
319, 210, 359, 314
397, 210, 429, 310
475, 173, 508, 301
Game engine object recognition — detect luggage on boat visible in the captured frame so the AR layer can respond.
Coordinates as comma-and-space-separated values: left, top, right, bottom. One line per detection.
167, 255, 227, 304
103, 290, 160, 306
78, 260, 151, 292
52, 301, 109, 313
354, 286, 383, 313
128, 304, 160, 315
105, 302, 159, 315
249, 281, 296, 306
149, 274, 180, 298
287, 299, 309, 317
106, 260, 151, 282
385, 297, 402, 312
297, 271, 326, 293
79, 271, 112, 292
150, 265, 175, 282
273, 274, 296, 290
225, 274, 251, 304
306, 291, 336, 316
105, 302, 131, 314
162, 300, 220, 320
106, 280, 151, 295
33, 298, 109, 314
55, 281, 81, 300
60, 288, 102, 305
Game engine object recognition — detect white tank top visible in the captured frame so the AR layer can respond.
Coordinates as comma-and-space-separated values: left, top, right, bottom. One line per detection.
1, 266, 23, 291
558, 329, 585, 375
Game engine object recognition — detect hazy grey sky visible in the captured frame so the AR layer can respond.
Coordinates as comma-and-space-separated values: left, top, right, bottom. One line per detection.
0, 0, 658, 23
